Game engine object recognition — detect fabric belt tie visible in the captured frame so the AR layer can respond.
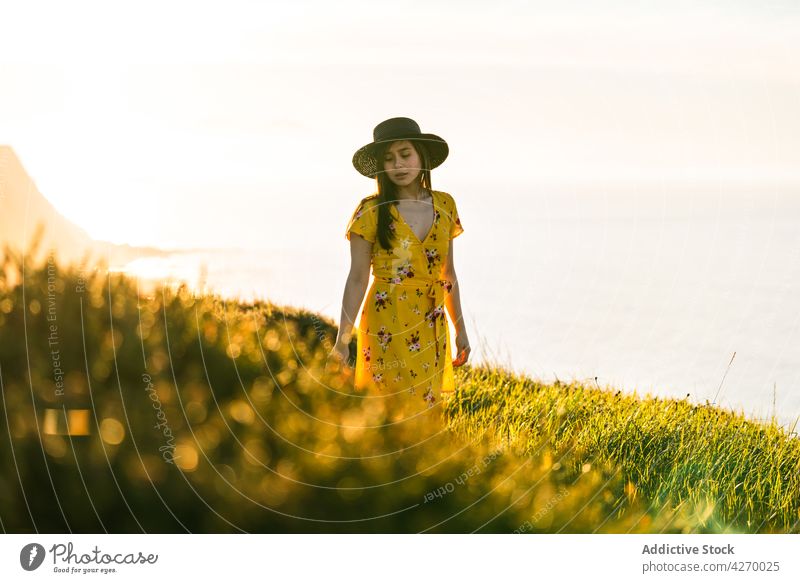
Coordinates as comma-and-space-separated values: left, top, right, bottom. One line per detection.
374, 275, 451, 361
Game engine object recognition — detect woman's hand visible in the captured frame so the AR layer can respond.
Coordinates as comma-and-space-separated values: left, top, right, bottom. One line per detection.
452, 332, 471, 367
327, 340, 352, 370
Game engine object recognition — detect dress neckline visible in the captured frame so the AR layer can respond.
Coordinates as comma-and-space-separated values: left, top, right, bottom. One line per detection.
392, 189, 436, 245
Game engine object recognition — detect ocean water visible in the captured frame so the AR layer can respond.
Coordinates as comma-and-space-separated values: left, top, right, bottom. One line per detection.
117, 185, 800, 430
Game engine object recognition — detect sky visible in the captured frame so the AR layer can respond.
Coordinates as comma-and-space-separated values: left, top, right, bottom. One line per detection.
1, 0, 799, 249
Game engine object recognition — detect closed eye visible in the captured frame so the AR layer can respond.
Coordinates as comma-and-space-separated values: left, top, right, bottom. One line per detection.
385, 151, 411, 161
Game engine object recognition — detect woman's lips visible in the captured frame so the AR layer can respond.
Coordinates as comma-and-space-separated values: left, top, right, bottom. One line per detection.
395, 173, 408, 178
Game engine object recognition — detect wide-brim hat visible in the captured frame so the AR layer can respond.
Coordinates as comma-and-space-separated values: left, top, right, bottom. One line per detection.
352, 117, 449, 178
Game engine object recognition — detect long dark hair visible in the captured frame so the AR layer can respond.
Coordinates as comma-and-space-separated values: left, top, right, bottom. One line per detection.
373, 140, 434, 251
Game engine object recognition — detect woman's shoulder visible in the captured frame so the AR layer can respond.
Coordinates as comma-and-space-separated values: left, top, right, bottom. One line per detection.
433, 189, 457, 207
352, 193, 380, 218
355, 192, 379, 207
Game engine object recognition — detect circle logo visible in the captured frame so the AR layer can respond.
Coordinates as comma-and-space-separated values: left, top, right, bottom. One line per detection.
20, 543, 46, 571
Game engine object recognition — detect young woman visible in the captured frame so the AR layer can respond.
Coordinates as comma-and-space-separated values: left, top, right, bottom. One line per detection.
330, 117, 470, 408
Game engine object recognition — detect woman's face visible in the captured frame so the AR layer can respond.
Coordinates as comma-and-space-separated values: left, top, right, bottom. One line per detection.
382, 140, 422, 186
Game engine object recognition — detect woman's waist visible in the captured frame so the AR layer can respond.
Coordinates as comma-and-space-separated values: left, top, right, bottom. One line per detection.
370, 274, 453, 297
372, 274, 442, 286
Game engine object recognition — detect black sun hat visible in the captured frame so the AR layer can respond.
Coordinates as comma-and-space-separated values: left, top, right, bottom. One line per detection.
352, 117, 449, 178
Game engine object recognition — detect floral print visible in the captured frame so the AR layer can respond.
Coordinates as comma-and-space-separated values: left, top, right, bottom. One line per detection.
424, 247, 441, 274
377, 325, 393, 352
405, 331, 421, 352
392, 260, 415, 283
375, 290, 392, 311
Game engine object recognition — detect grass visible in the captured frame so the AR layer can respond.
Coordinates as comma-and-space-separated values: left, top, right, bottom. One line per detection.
443, 366, 800, 533
1, 233, 798, 533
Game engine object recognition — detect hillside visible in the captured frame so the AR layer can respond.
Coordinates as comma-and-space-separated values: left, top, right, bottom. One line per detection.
1, 244, 798, 533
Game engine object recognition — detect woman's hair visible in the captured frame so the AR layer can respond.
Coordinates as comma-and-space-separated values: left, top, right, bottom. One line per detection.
373, 139, 433, 251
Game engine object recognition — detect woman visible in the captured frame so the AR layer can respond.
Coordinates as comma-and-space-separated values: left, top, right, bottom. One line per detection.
330, 117, 470, 408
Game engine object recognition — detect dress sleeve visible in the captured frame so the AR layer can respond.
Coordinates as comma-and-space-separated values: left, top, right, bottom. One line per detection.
449, 195, 464, 239
345, 198, 377, 243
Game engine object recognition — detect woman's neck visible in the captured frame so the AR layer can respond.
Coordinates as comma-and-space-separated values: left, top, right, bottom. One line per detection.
395, 185, 430, 201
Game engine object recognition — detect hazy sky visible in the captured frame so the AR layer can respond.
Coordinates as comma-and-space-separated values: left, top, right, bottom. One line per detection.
1, 0, 798, 248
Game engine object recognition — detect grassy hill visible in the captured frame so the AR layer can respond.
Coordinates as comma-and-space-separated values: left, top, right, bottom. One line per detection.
1, 234, 798, 533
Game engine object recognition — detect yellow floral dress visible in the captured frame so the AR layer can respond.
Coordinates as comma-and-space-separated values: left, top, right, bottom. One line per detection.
344, 189, 464, 408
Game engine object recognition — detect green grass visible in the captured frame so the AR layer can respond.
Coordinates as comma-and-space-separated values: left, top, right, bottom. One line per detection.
443, 366, 800, 533
1, 234, 798, 533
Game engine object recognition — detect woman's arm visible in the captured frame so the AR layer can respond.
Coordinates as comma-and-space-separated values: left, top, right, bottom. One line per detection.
441, 238, 470, 366
335, 233, 373, 349
441, 238, 466, 336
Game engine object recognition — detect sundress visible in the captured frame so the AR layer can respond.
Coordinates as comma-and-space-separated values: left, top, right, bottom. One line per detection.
344, 189, 465, 408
